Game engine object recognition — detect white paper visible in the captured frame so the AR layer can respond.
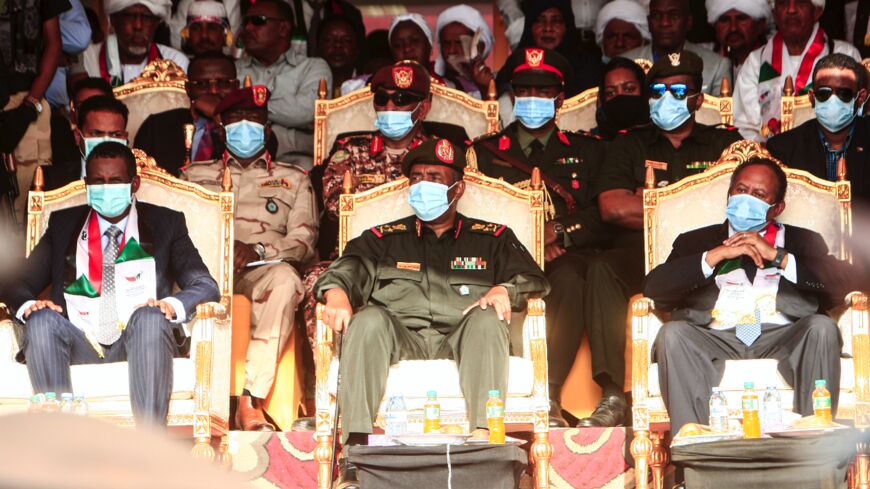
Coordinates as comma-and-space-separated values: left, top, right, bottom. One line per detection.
114, 257, 157, 325
64, 292, 101, 333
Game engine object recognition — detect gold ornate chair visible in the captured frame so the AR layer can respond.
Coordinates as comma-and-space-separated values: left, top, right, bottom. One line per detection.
0, 150, 234, 460
312, 166, 551, 489
312, 79, 500, 166
113, 60, 189, 143
779, 75, 815, 134
629, 140, 870, 489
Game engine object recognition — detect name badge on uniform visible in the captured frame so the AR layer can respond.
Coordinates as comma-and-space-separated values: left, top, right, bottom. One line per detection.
358, 174, 387, 185
451, 257, 487, 270
260, 178, 292, 189
397, 262, 421, 271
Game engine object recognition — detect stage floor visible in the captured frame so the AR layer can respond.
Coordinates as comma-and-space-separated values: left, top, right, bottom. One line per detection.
228, 427, 636, 488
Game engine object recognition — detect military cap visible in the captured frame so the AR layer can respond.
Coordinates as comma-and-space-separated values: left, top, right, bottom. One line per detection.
401, 138, 467, 176
214, 85, 270, 115
506, 47, 571, 87
371, 61, 431, 97
646, 50, 704, 83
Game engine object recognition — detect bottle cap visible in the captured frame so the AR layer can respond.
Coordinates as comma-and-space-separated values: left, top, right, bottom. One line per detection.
815, 379, 827, 387
30, 395, 41, 402
743, 382, 754, 389
488, 389, 500, 397
61, 393, 73, 400
46, 392, 57, 399
427, 390, 437, 398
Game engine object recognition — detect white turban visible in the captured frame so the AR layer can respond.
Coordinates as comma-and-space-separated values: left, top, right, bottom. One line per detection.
706, 0, 772, 24
434, 4, 494, 76
106, 0, 172, 21
389, 13, 434, 48
594, 0, 651, 46
812, 0, 825, 8
187, 0, 228, 24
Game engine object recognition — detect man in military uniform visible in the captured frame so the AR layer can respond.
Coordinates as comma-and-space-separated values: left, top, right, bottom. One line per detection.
472, 47, 610, 428
585, 50, 741, 426
182, 86, 318, 430
315, 139, 548, 457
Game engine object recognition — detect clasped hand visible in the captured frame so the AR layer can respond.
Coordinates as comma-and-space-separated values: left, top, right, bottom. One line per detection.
707, 231, 778, 269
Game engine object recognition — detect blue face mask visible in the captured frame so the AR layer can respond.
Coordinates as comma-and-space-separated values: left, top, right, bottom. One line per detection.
225, 120, 265, 158
514, 96, 556, 129
725, 193, 772, 232
649, 92, 692, 131
815, 96, 857, 133
408, 180, 458, 222
87, 183, 133, 218
81, 135, 127, 160
375, 108, 417, 140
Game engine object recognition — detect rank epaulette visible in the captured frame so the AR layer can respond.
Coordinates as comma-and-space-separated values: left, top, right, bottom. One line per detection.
469, 222, 506, 236
370, 222, 409, 238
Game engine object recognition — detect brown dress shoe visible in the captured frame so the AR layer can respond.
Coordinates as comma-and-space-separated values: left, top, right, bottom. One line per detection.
235, 395, 276, 431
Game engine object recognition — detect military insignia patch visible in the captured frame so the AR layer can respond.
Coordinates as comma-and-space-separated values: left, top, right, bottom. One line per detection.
253, 85, 268, 106
435, 139, 454, 163
470, 222, 506, 236
265, 197, 279, 214
451, 257, 487, 270
526, 48, 544, 68
397, 262, 421, 271
371, 223, 408, 237
358, 174, 387, 185
668, 52, 681, 67
393, 66, 414, 89
555, 157, 580, 165
557, 131, 571, 146
498, 135, 510, 151
260, 178, 291, 188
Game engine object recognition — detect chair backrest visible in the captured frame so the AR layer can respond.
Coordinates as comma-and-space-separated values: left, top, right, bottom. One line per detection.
642, 140, 851, 274
312, 79, 499, 166
779, 75, 815, 133
336, 168, 545, 268
26, 149, 235, 306
113, 60, 190, 143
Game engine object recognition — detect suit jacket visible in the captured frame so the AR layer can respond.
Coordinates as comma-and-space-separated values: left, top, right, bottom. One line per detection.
766, 117, 870, 202
643, 222, 855, 325
3, 201, 220, 322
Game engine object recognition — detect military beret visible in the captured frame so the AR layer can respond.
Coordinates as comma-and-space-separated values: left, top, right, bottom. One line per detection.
401, 138, 467, 176
646, 50, 704, 83
506, 47, 571, 88
370, 61, 431, 97
214, 85, 270, 115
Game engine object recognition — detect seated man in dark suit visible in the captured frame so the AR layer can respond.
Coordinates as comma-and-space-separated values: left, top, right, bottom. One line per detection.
3, 142, 220, 426
645, 158, 856, 434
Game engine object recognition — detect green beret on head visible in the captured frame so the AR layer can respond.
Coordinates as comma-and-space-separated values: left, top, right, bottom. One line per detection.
646, 50, 704, 83
401, 138, 467, 176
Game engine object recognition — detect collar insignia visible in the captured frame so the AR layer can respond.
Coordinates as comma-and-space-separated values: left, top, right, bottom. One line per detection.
253, 85, 268, 106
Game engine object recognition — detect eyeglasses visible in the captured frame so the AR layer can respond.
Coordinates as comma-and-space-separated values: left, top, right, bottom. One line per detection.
243, 15, 285, 26
373, 90, 424, 107
187, 78, 239, 91
116, 11, 161, 25
814, 86, 856, 103
649, 82, 696, 100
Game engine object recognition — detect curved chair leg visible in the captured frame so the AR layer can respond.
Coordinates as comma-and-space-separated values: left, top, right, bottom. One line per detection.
531, 431, 552, 489
631, 429, 653, 489
217, 435, 232, 469
650, 431, 669, 489
856, 442, 870, 489
315, 434, 333, 489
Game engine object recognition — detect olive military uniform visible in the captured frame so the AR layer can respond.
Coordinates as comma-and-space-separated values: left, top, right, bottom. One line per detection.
314, 214, 549, 440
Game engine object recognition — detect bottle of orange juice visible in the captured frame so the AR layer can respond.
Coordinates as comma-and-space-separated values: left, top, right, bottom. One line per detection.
486, 390, 505, 444
742, 382, 761, 439
813, 379, 833, 425
423, 391, 441, 433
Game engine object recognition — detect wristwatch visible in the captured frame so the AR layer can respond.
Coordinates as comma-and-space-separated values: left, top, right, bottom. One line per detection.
552, 222, 565, 239
771, 247, 787, 269
253, 242, 266, 260
24, 96, 43, 114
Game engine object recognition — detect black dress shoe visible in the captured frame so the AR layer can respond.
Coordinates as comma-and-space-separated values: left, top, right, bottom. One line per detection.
549, 399, 569, 428
336, 457, 359, 489
290, 416, 316, 431
577, 395, 627, 427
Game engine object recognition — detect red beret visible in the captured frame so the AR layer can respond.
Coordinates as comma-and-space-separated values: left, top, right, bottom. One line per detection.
214, 85, 271, 115
370, 61, 431, 97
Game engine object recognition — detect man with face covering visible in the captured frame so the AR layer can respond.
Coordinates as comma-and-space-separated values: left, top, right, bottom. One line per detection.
644, 158, 855, 434
182, 86, 318, 431
473, 47, 610, 427
3, 141, 219, 426
314, 139, 548, 474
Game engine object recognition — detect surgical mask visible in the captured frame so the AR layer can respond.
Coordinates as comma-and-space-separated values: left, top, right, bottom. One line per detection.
87, 183, 133, 218
649, 92, 692, 131
408, 180, 458, 222
224, 120, 265, 158
514, 96, 556, 129
725, 194, 772, 232
375, 108, 417, 140
815, 96, 857, 133
81, 135, 127, 160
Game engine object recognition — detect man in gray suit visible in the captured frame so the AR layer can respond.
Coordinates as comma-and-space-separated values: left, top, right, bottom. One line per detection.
622, 0, 732, 96
3, 142, 220, 426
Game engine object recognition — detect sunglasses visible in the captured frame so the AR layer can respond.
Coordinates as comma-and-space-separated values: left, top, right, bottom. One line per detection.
649, 82, 696, 100
814, 86, 856, 103
243, 15, 285, 27
187, 78, 239, 91
373, 90, 424, 107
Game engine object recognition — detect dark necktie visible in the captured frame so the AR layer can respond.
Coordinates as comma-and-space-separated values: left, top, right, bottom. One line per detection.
528, 139, 545, 165
98, 225, 123, 345
194, 121, 215, 162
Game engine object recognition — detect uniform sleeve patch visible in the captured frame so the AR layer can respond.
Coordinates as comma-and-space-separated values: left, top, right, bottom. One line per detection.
371, 223, 408, 237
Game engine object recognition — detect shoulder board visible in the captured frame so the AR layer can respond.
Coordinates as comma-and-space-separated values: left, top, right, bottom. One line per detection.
581, 130, 603, 140
370, 222, 409, 238
335, 131, 376, 145
472, 130, 501, 142
185, 158, 221, 168
271, 160, 308, 173
469, 222, 507, 236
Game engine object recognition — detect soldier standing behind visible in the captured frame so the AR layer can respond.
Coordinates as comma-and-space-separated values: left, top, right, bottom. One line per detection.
182, 86, 318, 430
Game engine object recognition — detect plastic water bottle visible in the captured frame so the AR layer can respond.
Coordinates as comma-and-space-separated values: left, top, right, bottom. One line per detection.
813, 379, 833, 425
486, 389, 506, 444
60, 393, 74, 413
28, 394, 44, 412
423, 391, 441, 433
742, 382, 761, 438
708, 387, 729, 432
384, 395, 408, 437
73, 396, 89, 416
762, 386, 782, 432
44, 392, 60, 412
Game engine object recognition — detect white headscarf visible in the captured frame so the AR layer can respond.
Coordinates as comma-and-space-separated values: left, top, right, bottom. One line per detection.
594, 0, 651, 46
105, 0, 171, 21
434, 4, 494, 76
389, 13, 434, 49
706, 0, 772, 24
187, 0, 228, 24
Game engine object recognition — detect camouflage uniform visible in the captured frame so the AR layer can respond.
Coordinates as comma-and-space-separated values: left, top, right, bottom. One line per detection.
182, 153, 318, 398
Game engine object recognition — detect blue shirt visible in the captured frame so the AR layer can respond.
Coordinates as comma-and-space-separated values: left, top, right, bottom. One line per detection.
819, 124, 855, 181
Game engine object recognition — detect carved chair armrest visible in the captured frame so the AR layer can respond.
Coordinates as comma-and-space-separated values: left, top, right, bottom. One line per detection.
314, 303, 335, 436
842, 292, 870, 425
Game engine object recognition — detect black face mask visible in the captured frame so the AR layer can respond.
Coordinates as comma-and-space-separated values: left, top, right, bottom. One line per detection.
595, 95, 650, 139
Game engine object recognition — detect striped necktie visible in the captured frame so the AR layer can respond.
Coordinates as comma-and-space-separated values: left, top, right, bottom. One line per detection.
97, 225, 123, 345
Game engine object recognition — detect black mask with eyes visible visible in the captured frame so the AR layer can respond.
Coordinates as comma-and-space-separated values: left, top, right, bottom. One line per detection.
595, 95, 650, 140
